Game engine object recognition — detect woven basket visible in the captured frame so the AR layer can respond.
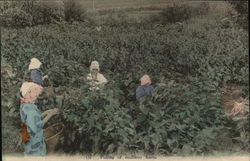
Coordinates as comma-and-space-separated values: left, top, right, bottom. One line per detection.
44, 123, 64, 153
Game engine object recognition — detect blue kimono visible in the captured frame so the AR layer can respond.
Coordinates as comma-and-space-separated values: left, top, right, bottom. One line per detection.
30, 69, 43, 85
136, 85, 154, 100
20, 103, 46, 156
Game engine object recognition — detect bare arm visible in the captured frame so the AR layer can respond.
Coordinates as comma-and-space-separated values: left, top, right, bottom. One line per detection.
42, 75, 48, 80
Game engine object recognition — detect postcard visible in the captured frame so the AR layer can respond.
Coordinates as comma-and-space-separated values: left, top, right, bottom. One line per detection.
1, 1, 249, 161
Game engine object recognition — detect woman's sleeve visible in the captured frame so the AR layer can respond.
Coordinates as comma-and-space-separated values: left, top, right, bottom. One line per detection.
147, 86, 154, 95
25, 109, 44, 134
31, 70, 43, 85
98, 74, 108, 84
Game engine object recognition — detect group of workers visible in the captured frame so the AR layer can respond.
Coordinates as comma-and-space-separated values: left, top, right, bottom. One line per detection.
19, 58, 154, 156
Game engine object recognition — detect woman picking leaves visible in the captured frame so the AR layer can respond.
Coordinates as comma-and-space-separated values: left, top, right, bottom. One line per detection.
135, 75, 154, 116
20, 81, 59, 156
87, 61, 108, 90
28, 58, 48, 86
136, 75, 154, 100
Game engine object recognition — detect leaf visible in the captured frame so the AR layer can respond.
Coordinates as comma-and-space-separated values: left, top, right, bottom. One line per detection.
9, 108, 16, 116
67, 114, 77, 121
125, 127, 135, 135
156, 128, 167, 135
81, 99, 90, 108
118, 129, 128, 138
106, 143, 115, 153
95, 123, 102, 131
87, 118, 95, 129
139, 104, 149, 115
104, 123, 114, 133
181, 144, 192, 155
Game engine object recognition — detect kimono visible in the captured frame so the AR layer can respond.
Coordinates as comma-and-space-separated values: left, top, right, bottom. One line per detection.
20, 103, 46, 156
30, 69, 43, 86
87, 73, 108, 90
28, 58, 44, 85
136, 85, 154, 100
20, 82, 45, 156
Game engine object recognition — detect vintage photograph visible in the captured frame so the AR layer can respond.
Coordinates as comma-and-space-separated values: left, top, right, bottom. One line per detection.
1, 0, 249, 160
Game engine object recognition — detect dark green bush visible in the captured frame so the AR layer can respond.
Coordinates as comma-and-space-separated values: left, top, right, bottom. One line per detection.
159, 2, 210, 24
160, 3, 192, 23
228, 1, 248, 29
63, 0, 86, 23
25, 1, 65, 25
0, 0, 65, 27
229, 1, 248, 15
0, 7, 33, 27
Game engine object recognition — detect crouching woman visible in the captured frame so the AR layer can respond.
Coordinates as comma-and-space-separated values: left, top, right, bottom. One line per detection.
20, 82, 59, 156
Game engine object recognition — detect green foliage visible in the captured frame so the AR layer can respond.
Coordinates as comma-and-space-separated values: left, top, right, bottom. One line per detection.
159, 2, 210, 24
0, 7, 33, 27
25, 1, 65, 25
1, 22, 249, 155
0, 0, 66, 27
63, 0, 86, 23
228, 1, 248, 30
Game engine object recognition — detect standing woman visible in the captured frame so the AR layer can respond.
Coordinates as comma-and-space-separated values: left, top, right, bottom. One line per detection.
28, 58, 48, 85
20, 81, 59, 156
87, 61, 108, 90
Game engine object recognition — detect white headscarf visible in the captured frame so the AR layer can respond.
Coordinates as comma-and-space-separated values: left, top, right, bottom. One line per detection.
20, 82, 43, 103
90, 61, 100, 72
20, 82, 40, 96
28, 58, 42, 70
140, 75, 152, 86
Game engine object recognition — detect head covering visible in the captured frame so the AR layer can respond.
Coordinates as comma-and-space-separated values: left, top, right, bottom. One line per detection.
28, 58, 42, 70
20, 82, 43, 103
90, 61, 100, 72
140, 75, 152, 86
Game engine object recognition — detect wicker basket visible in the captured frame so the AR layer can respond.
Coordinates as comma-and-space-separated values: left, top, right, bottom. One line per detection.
44, 123, 64, 153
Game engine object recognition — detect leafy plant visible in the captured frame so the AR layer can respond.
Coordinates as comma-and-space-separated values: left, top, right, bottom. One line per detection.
1, 22, 248, 155
159, 2, 210, 24
63, 0, 86, 23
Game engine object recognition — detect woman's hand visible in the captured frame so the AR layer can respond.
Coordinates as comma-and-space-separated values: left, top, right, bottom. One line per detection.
47, 108, 59, 116
42, 75, 48, 80
51, 108, 60, 115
